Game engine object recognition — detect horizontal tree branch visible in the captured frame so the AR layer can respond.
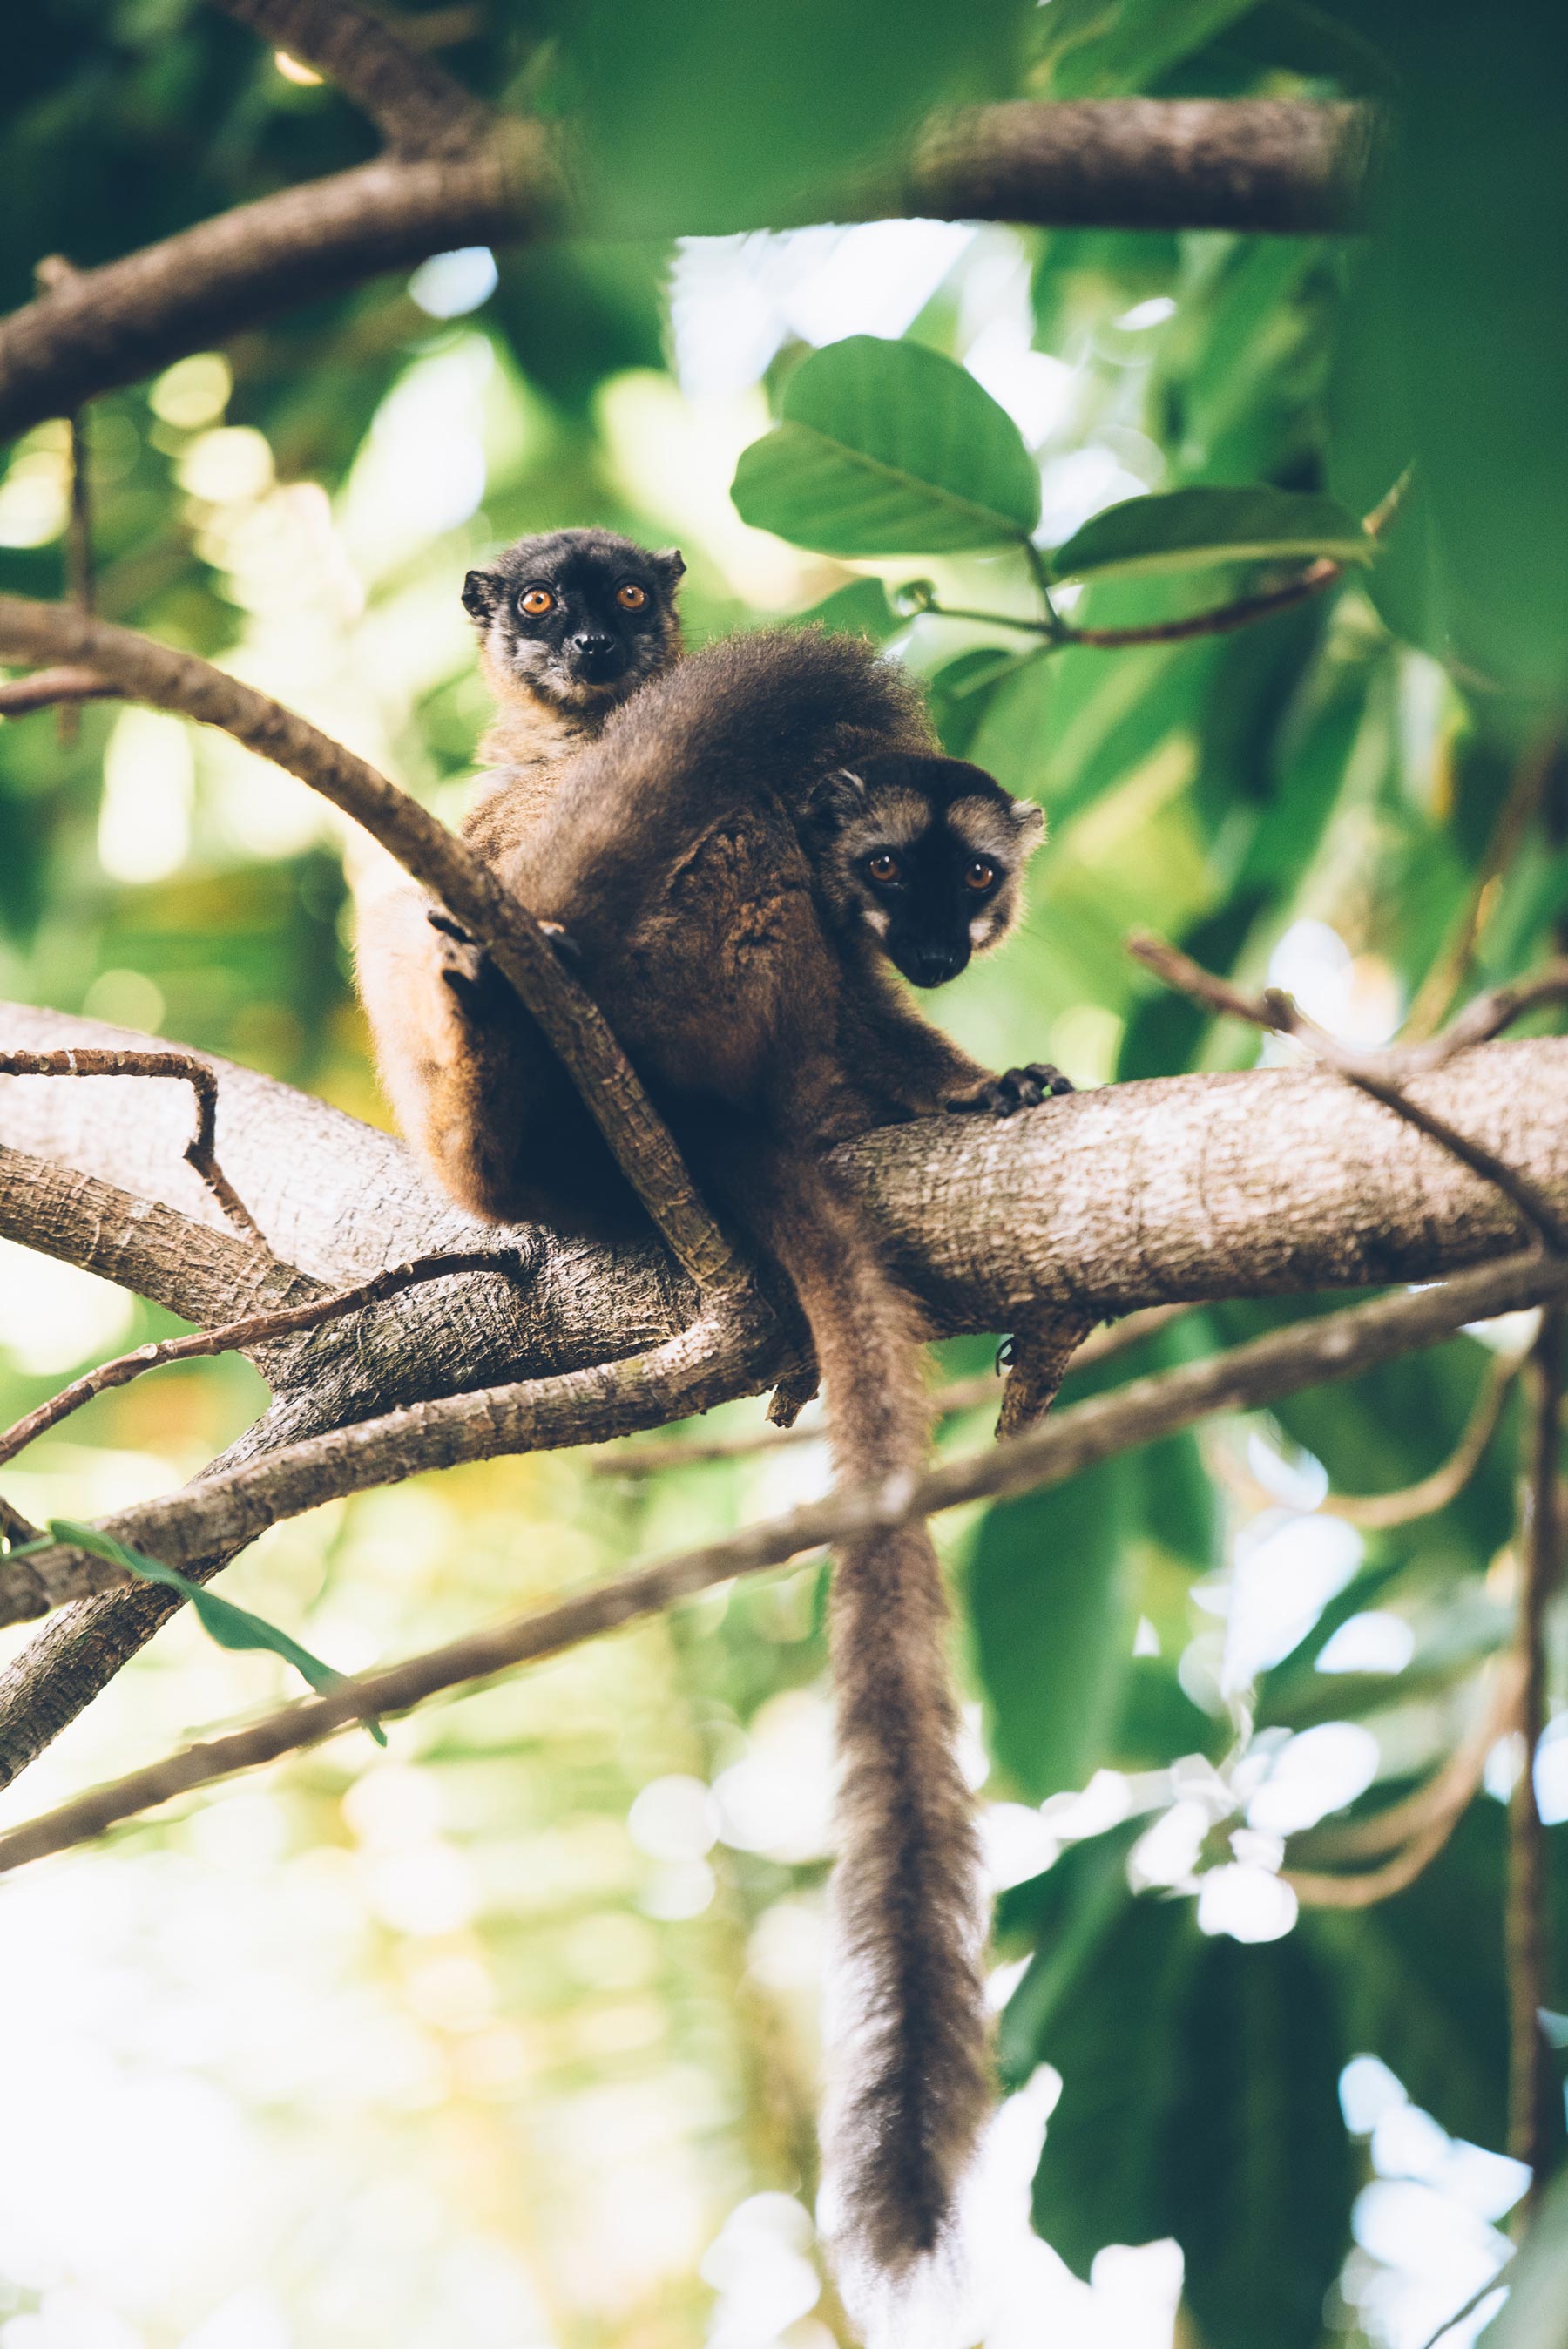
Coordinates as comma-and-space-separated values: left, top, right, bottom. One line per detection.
0, 99, 1373, 445
0, 1249, 1559, 1870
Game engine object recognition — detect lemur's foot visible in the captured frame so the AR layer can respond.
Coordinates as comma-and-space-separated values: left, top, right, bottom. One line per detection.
945, 1062, 1076, 1119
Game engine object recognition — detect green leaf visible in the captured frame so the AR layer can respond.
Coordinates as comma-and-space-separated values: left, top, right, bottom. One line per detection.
969, 1461, 1134, 1800
780, 577, 898, 641
1169, 1932, 1355, 2349
43, 1520, 386, 1743
1051, 486, 1373, 585
732, 336, 1040, 558
1029, 1892, 1200, 2271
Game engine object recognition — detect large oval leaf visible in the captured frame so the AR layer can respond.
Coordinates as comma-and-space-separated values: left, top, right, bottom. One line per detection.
732, 335, 1041, 556
1051, 485, 1373, 584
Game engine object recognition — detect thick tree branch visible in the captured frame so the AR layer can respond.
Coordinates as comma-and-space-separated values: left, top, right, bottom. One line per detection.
0, 1249, 1562, 1868
0, 599, 744, 1295
210, 0, 493, 155
0, 99, 1371, 446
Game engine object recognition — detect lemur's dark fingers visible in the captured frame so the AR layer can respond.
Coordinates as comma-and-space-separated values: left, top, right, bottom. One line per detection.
537, 920, 584, 971
425, 905, 476, 944
1022, 1060, 1075, 1098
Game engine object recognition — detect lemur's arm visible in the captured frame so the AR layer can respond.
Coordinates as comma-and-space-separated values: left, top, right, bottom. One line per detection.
842, 971, 1071, 1120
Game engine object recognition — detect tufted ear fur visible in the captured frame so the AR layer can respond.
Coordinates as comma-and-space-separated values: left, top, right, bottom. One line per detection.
654, 547, 686, 584
801, 766, 868, 837
462, 568, 503, 622
1010, 796, 1047, 851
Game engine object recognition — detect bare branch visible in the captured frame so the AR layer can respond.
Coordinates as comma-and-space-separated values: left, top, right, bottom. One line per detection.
209, 0, 493, 155
900, 98, 1373, 236
1, 1249, 1563, 1868
1509, 1310, 1562, 2211
1299, 1660, 1524, 1867
1215, 1340, 1526, 1531
1403, 739, 1564, 1042
0, 1048, 262, 1242
0, 600, 744, 1295
0, 101, 1369, 445
0, 1248, 522, 1471
1128, 932, 1568, 1252
0, 667, 115, 716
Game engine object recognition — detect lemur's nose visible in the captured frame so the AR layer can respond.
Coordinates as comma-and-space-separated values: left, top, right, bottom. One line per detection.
571, 631, 617, 659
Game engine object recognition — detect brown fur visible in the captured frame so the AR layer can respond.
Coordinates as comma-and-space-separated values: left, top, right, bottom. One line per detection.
355, 531, 685, 1233
477, 631, 1051, 2274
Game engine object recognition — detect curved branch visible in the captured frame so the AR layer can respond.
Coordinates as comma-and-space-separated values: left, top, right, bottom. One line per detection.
0, 599, 742, 1294
209, 0, 492, 155
0, 100, 1371, 445
0, 667, 112, 716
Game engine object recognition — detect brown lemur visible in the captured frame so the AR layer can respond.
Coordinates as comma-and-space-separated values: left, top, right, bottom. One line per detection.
422, 624, 1063, 2285
356, 527, 686, 1235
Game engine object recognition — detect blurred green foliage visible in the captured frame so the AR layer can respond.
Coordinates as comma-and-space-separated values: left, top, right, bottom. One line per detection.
2, 2, 1568, 2345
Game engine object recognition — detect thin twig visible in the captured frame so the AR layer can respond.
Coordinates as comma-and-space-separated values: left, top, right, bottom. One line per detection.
0, 1249, 523, 1472
0, 1496, 42, 1550
2, 1255, 1565, 1855
1214, 1342, 1526, 1530
1291, 1655, 1524, 1870
0, 599, 745, 1297
0, 1048, 262, 1242
1127, 933, 1568, 1252
927, 470, 1409, 653
595, 1303, 1193, 1475
0, 666, 114, 717
1287, 1810, 1476, 1910
1508, 1309, 1562, 2217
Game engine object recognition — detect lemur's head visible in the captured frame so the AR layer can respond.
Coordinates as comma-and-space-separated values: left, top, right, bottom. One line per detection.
462, 529, 685, 712
802, 752, 1045, 988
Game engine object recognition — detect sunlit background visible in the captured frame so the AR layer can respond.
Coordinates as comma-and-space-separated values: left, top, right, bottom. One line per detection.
2, 10, 1566, 2345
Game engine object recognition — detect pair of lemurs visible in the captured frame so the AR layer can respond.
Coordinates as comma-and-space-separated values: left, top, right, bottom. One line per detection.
356, 529, 1067, 2285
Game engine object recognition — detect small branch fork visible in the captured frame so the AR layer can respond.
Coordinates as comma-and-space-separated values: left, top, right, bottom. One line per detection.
2, 1249, 1565, 1865
0, 1048, 263, 1242
0, 1249, 524, 1473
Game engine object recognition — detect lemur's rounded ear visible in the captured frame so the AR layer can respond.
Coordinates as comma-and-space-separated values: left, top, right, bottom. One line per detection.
1010, 797, 1047, 850
802, 768, 866, 832
655, 548, 686, 583
462, 568, 502, 621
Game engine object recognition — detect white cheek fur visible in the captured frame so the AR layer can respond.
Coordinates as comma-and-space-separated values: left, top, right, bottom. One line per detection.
969, 916, 996, 947
863, 906, 890, 938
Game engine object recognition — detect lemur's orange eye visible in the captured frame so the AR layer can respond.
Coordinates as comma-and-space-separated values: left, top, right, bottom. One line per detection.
867, 852, 900, 885
964, 860, 996, 892
616, 582, 647, 610
519, 587, 553, 616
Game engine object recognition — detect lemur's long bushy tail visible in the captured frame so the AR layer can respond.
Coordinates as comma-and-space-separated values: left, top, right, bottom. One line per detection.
734, 1141, 991, 2276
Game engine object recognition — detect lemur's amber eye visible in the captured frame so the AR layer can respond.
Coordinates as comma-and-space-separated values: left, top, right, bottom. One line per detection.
867, 852, 901, 885
519, 587, 554, 616
616, 582, 647, 611
964, 859, 997, 892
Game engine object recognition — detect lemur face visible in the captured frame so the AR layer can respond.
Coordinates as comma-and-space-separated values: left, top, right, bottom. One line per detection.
804, 753, 1046, 989
462, 529, 685, 711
